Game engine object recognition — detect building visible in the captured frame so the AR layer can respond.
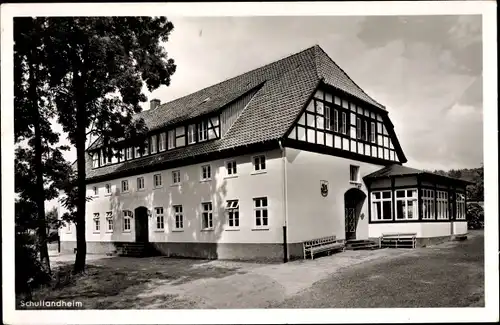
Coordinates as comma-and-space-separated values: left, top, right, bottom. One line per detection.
59, 45, 471, 261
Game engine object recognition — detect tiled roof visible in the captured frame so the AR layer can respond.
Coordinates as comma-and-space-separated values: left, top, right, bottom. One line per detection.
86, 45, 388, 181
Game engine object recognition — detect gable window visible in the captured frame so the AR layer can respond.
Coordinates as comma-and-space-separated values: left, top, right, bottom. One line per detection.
159, 132, 166, 152
254, 197, 268, 228
396, 189, 418, 220
150, 135, 157, 154
105, 183, 111, 194
168, 130, 175, 149
324, 105, 331, 130
226, 160, 237, 176
421, 189, 435, 220
123, 210, 132, 231
333, 109, 339, 132
92, 153, 99, 168
370, 122, 376, 143
226, 200, 240, 228
154, 173, 162, 188
363, 120, 368, 141
198, 120, 208, 142
201, 165, 211, 181
253, 155, 266, 172
155, 207, 164, 230
100, 150, 106, 166
349, 165, 360, 183
187, 124, 196, 144
456, 193, 466, 220
137, 177, 145, 191
121, 180, 129, 193
356, 117, 362, 139
172, 170, 181, 185
371, 191, 393, 221
201, 202, 213, 230
437, 190, 449, 220
341, 112, 347, 134
126, 147, 133, 160
174, 205, 184, 230
106, 212, 113, 232
93, 213, 100, 232
92, 186, 98, 196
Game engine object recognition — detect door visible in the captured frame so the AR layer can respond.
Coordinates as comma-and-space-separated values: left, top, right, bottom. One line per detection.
344, 188, 367, 241
134, 207, 149, 243
345, 206, 357, 240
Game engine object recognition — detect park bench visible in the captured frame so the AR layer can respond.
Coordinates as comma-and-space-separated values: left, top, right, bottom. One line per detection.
380, 233, 417, 249
303, 235, 345, 260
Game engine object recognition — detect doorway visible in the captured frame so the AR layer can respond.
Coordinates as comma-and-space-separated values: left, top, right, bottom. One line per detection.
344, 188, 367, 240
134, 206, 149, 243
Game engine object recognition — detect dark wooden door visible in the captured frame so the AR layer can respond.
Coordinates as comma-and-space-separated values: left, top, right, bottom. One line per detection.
345, 204, 357, 240
134, 207, 149, 243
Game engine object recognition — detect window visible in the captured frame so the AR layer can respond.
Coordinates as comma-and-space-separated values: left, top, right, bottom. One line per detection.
437, 190, 449, 220
201, 165, 211, 181
93, 213, 100, 232
324, 105, 331, 130
105, 183, 111, 194
135, 146, 142, 158
456, 193, 466, 220
172, 170, 181, 185
396, 189, 418, 220
168, 130, 175, 149
370, 122, 376, 143
100, 150, 106, 166
253, 155, 266, 172
341, 112, 347, 134
254, 197, 268, 228
92, 186, 98, 196
106, 212, 113, 232
421, 189, 435, 220
356, 117, 362, 139
175, 126, 186, 147
159, 132, 166, 152
333, 109, 339, 132
187, 124, 196, 144
198, 121, 208, 142
121, 180, 129, 193
150, 135, 157, 154
349, 165, 360, 183
123, 210, 132, 231
363, 120, 368, 141
226, 160, 237, 176
226, 200, 240, 228
126, 147, 133, 160
137, 177, 145, 190
174, 205, 184, 230
93, 153, 99, 168
154, 173, 162, 188
155, 207, 164, 230
201, 202, 213, 230
371, 191, 393, 221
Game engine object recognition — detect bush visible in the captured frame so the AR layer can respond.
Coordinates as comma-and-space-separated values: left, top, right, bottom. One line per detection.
467, 203, 484, 230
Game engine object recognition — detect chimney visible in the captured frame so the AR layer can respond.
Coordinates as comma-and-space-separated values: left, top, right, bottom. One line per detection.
150, 98, 161, 110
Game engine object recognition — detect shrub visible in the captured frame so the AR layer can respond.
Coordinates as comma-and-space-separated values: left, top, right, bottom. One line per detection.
467, 203, 484, 230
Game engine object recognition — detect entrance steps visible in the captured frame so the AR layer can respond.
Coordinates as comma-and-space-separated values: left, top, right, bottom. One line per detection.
114, 242, 159, 257
345, 239, 379, 250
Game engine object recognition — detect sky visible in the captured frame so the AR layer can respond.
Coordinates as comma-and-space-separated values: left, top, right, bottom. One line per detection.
57, 15, 483, 172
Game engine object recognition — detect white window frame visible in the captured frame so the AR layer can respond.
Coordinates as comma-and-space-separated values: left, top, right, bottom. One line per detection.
123, 210, 132, 232
92, 153, 99, 168
395, 189, 418, 220
437, 190, 449, 220
324, 105, 331, 131
456, 193, 466, 220
173, 205, 184, 230
201, 164, 211, 181
201, 202, 213, 230
105, 183, 111, 195
341, 112, 347, 134
333, 109, 339, 132
226, 160, 237, 177
172, 170, 181, 185
93, 213, 100, 232
150, 135, 157, 154
254, 197, 269, 228
137, 177, 145, 191
168, 130, 175, 150
356, 117, 362, 139
349, 165, 360, 184
370, 122, 376, 143
135, 146, 142, 158
155, 207, 165, 230
252, 155, 266, 173
106, 211, 113, 232
121, 180, 129, 193
198, 121, 208, 142
126, 147, 133, 160
187, 124, 196, 144
154, 173, 163, 188
421, 189, 435, 220
159, 132, 166, 152
226, 200, 240, 229
371, 190, 393, 221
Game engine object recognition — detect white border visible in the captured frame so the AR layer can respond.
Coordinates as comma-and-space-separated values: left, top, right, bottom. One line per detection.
1, 2, 498, 324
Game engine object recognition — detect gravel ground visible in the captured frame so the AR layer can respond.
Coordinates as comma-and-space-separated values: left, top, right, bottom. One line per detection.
272, 232, 484, 308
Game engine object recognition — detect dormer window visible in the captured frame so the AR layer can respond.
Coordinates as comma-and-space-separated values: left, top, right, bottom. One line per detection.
198, 121, 208, 142
150, 135, 157, 154
92, 152, 99, 168
159, 132, 166, 152
187, 124, 196, 144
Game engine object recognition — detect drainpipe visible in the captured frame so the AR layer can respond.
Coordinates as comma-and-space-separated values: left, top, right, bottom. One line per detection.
279, 140, 289, 263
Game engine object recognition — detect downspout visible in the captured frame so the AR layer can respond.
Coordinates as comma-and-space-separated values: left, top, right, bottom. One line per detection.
279, 140, 289, 263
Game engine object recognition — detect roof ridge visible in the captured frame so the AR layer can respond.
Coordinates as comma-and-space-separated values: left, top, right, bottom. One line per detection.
313, 45, 385, 109
143, 45, 319, 115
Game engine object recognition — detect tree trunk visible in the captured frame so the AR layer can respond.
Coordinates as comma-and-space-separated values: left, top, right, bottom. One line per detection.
30, 47, 51, 275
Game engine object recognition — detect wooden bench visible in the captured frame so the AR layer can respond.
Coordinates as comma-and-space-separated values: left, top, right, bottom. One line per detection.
380, 233, 417, 249
303, 236, 345, 260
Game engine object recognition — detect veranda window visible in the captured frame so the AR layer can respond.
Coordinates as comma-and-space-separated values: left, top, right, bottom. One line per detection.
437, 190, 449, 220
371, 191, 392, 221
396, 189, 418, 220
456, 193, 466, 220
421, 189, 435, 220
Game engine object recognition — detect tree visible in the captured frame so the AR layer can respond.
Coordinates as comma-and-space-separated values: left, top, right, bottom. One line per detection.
44, 17, 176, 273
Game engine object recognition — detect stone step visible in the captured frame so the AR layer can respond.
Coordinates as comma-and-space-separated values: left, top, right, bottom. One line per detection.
345, 240, 379, 250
